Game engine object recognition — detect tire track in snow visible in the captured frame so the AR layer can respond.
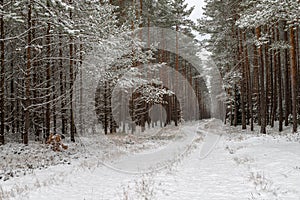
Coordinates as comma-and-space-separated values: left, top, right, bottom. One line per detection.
107, 122, 201, 174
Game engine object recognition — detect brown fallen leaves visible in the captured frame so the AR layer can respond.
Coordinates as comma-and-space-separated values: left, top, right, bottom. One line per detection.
46, 133, 68, 152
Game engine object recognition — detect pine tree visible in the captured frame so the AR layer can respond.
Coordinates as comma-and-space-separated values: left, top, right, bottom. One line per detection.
0, 0, 5, 145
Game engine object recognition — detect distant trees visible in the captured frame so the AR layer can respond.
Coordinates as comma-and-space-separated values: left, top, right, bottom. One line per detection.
199, 0, 300, 133
94, 0, 210, 134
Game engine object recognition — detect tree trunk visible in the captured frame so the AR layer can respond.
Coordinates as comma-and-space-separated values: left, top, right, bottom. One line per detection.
52, 59, 57, 134
243, 32, 253, 131
69, 0, 75, 142
277, 25, 283, 132
104, 81, 108, 135
24, 1, 32, 145
256, 27, 266, 134
234, 84, 238, 127
59, 35, 66, 136
79, 43, 83, 135
238, 29, 246, 130
284, 26, 290, 126
45, 1, 51, 139
31, 19, 40, 141
174, 24, 179, 126
290, 25, 297, 133
253, 42, 260, 126
265, 40, 270, 126
10, 61, 15, 135
271, 27, 277, 128
0, 0, 5, 145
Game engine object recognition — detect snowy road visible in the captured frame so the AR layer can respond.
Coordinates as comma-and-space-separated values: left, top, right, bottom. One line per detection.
1, 119, 300, 200
108, 124, 199, 173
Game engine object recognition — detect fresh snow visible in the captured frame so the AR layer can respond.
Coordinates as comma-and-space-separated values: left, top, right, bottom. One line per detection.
1, 119, 300, 200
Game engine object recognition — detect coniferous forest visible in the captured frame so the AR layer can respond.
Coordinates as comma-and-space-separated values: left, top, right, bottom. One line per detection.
199, 0, 300, 134
1, 1, 300, 200
0, 0, 299, 147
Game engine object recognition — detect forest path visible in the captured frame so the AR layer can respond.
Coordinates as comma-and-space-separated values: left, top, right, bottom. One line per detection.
2, 120, 300, 200
108, 122, 200, 173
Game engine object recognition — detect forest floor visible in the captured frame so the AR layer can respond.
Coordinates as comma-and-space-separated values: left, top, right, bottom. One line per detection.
1, 119, 300, 200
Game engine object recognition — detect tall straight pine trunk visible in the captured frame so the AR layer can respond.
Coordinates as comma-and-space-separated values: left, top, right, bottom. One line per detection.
238, 29, 246, 130
243, 32, 253, 131
45, 0, 51, 140
0, 0, 5, 145
290, 25, 297, 133
59, 34, 66, 136
24, 1, 32, 145
256, 27, 266, 134
253, 41, 260, 126
69, 0, 75, 142
277, 24, 283, 132
284, 24, 290, 126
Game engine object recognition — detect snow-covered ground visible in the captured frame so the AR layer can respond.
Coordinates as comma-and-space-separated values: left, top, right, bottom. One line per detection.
1, 119, 300, 200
